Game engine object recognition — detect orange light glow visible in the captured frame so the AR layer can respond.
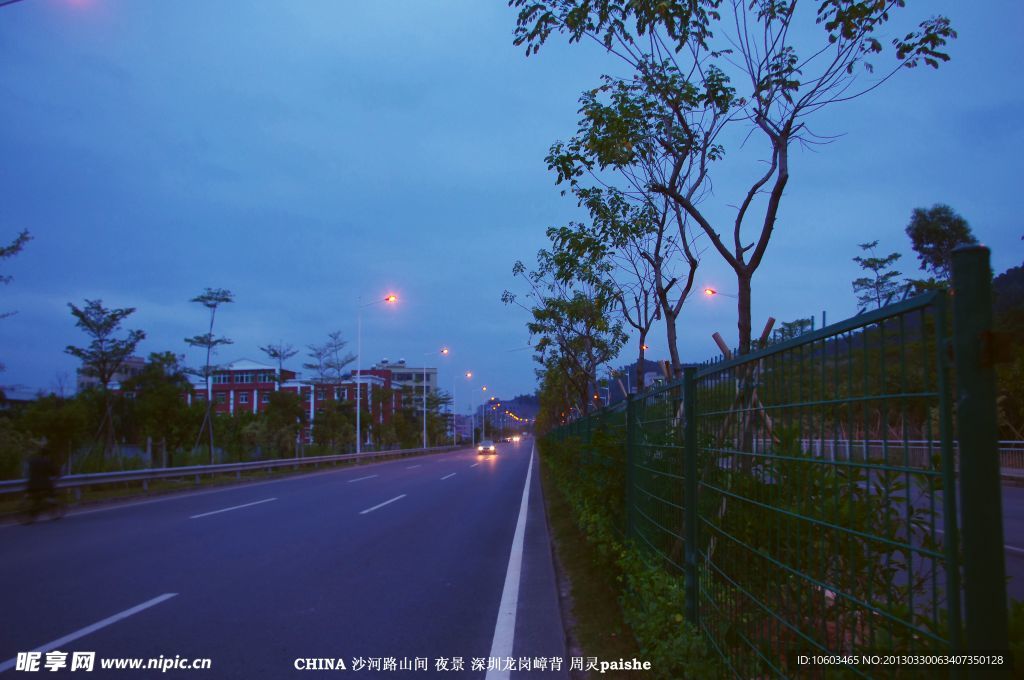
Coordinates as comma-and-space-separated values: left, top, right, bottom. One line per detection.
704, 288, 716, 296
441, 347, 449, 355
384, 294, 398, 303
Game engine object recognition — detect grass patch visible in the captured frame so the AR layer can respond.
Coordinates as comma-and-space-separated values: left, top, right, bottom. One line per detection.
540, 453, 643, 678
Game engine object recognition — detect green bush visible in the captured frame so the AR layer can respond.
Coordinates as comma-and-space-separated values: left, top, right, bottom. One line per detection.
541, 435, 717, 679
0, 418, 29, 480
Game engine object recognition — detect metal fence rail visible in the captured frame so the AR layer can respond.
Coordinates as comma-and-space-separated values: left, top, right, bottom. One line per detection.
692, 291, 959, 678
545, 247, 1011, 678
0, 445, 460, 497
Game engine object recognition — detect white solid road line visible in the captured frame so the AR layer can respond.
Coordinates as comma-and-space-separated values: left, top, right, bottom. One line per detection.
347, 475, 379, 483
0, 593, 178, 673
470, 463, 479, 468
485, 445, 534, 680
189, 498, 277, 519
359, 494, 407, 515
441, 473, 456, 480
406, 464, 422, 469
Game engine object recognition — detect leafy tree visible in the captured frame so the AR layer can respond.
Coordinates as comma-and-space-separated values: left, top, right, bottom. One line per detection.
513, 0, 956, 355
213, 410, 260, 461
0, 417, 30, 480
557, 190, 697, 383
65, 299, 145, 457
19, 393, 90, 472
261, 391, 306, 457
504, 254, 627, 416
546, 89, 702, 379
425, 389, 453, 446
185, 287, 234, 462
994, 262, 1024, 438
774, 316, 813, 343
852, 240, 903, 309
1, 229, 31, 321
313, 400, 356, 452
259, 342, 297, 385
123, 352, 194, 466
905, 204, 977, 282
373, 385, 411, 449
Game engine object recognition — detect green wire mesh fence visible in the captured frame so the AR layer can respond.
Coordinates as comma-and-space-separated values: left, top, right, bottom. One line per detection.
544, 248, 1010, 678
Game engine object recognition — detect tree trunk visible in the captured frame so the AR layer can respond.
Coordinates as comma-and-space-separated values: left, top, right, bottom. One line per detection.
737, 270, 753, 356
636, 340, 646, 393
665, 311, 683, 379
208, 413, 215, 465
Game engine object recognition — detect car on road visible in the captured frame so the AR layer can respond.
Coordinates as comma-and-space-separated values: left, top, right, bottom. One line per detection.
477, 439, 496, 455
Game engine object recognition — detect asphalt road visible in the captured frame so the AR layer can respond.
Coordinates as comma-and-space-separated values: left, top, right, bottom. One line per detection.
994, 483, 1024, 601
0, 441, 568, 678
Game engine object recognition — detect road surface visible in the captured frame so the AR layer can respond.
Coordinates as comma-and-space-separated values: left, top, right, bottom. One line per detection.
0, 442, 568, 678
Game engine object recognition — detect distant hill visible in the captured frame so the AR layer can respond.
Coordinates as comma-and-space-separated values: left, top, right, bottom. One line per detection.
993, 260, 1024, 335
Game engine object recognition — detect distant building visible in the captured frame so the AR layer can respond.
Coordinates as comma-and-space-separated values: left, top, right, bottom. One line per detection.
367, 358, 439, 397
187, 358, 411, 445
0, 385, 39, 412
76, 355, 146, 392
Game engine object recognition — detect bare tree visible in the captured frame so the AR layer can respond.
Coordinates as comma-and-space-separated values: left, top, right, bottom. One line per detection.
260, 342, 297, 386
1, 229, 31, 321
303, 343, 330, 384
185, 287, 234, 463
324, 331, 356, 385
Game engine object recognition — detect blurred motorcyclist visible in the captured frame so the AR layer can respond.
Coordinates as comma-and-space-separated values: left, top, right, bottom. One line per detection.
25, 438, 59, 516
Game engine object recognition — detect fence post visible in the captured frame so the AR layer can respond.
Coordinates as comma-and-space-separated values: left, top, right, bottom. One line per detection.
950, 245, 1009, 657
625, 393, 636, 539
683, 366, 699, 627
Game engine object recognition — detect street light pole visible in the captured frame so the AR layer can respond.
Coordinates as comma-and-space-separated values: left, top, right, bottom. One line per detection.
422, 347, 449, 450
451, 373, 460, 446
355, 294, 397, 455
356, 299, 362, 454
481, 387, 488, 440
464, 371, 474, 447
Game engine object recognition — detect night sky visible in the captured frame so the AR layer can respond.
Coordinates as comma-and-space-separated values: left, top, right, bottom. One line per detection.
1, 0, 1021, 411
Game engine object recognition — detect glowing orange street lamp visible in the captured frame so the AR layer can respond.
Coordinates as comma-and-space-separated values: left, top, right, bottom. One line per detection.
704, 287, 737, 299
481, 386, 490, 439
423, 346, 450, 449
356, 291, 401, 454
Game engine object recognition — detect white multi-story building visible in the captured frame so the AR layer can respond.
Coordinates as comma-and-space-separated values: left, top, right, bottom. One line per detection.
76, 355, 146, 392
369, 358, 438, 396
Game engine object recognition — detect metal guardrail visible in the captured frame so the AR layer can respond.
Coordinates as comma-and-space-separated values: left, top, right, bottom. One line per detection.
0, 445, 461, 496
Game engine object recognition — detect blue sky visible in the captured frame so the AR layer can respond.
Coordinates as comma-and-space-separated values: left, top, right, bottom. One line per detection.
1, 1, 1021, 410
